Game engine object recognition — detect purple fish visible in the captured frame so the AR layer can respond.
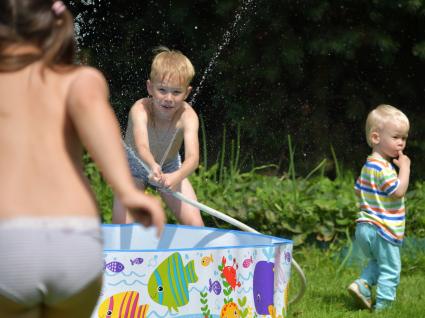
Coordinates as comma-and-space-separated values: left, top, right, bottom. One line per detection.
104, 261, 125, 273
253, 261, 274, 314
208, 278, 222, 295
130, 257, 144, 265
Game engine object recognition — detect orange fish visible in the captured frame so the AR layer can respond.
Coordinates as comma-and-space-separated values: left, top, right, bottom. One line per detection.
201, 254, 214, 266
221, 301, 240, 318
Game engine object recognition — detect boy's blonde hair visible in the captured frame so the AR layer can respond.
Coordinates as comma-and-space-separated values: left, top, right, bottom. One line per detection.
365, 104, 410, 147
150, 46, 195, 87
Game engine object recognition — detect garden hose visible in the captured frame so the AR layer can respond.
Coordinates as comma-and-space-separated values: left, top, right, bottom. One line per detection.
171, 191, 307, 305
123, 142, 307, 304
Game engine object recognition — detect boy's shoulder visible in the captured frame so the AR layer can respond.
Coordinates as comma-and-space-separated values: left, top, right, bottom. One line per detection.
363, 156, 394, 174
129, 98, 150, 114
180, 101, 198, 117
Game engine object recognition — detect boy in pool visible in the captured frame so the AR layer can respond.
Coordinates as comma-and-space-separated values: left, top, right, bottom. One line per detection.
348, 104, 411, 312
113, 47, 204, 226
0, 1, 165, 316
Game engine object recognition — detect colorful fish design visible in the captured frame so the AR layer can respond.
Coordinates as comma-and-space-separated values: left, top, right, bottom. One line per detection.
148, 252, 198, 312
220, 301, 241, 318
268, 305, 283, 318
253, 261, 274, 314
208, 278, 222, 295
242, 256, 253, 268
97, 291, 149, 318
221, 256, 241, 290
104, 261, 124, 273
201, 254, 213, 266
130, 257, 144, 265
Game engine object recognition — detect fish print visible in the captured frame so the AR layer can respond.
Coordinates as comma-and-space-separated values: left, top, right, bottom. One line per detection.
208, 278, 222, 295
148, 252, 198, 312
201, 254, 213, 266
242, 256, 253, 268
284, 251, 291, 264
268, 305, 283, 318
221, 256, 241, 290
253, 261, 274, 314
130, 258, 144, 266
220, 301, 241, 318
97, 291, 149, 318
104, 261, 125, 273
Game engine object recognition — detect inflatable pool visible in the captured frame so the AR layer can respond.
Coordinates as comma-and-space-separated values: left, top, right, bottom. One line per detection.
93, 224, 295, 318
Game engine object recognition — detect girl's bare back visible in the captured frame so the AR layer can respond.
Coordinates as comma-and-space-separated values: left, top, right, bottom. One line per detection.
0, 62, 98, 218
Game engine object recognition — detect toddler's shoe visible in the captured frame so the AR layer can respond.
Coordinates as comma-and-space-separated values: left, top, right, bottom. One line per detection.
374, 299, 393, 312
347, 279, 372, 310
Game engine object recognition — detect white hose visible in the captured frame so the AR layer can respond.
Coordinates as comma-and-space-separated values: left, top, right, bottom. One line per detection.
123, 142, 307, 304
171, 191, 307, 305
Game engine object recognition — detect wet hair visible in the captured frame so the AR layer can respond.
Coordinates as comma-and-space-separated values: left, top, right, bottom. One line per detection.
0, 0, 76, 72
149, 46, 195, 87
365, 104, 410, 147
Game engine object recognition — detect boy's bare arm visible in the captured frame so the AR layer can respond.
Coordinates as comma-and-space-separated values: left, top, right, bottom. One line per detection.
163, 108, 199, 189
392, 150, 411, 198
178, 109, 199, 175
130, 102, 160, 172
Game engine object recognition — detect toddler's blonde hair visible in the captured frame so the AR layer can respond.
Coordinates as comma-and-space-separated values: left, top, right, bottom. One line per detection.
150, 46, 195, 87
365, 104, 409, 147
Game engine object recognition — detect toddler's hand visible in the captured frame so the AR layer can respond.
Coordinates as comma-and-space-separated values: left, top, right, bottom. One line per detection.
393, 150, 410, 169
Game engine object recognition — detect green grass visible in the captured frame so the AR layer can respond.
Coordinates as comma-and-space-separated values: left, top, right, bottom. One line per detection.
287, 246, 425, 317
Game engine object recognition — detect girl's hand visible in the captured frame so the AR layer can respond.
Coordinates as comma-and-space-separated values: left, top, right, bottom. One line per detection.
121, 190, 165, 237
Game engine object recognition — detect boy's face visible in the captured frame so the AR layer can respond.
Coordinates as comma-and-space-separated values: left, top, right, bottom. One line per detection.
372, 120, 409, 160
147, 74, 191, 117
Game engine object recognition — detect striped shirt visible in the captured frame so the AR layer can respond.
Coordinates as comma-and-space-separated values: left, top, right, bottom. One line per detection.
354, 155, 405, 245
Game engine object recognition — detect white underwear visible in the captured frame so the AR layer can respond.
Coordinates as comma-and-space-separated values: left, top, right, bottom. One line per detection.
0, 217, 103, 307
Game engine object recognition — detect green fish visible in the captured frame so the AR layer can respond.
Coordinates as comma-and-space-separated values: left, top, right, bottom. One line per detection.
148, 252, 198, 312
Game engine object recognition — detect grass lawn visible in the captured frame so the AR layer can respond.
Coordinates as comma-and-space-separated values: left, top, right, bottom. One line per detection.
287, 245, 425, 317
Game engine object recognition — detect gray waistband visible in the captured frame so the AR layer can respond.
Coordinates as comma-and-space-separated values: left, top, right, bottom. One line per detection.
0, 217, 101, 230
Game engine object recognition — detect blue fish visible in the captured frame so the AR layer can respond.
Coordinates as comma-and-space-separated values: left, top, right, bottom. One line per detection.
208, 278, 221, 295
148, 252, 198, 312
104, 260, 125, 273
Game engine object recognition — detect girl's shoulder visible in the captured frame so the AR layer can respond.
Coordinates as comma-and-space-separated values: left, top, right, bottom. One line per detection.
68, 65, 106, 84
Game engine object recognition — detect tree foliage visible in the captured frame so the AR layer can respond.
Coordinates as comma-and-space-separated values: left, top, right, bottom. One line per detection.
70, 0, 425, 179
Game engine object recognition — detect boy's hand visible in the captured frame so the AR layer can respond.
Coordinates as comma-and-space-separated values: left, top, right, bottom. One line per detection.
148, 163, 164, 185
393, 150, 411, 169
161, 172, 180, 192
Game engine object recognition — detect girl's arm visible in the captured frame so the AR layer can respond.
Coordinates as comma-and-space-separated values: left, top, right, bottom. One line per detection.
66, 67, 164, 233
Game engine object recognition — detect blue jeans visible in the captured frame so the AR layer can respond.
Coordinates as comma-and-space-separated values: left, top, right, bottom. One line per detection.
355, 222, 401, 302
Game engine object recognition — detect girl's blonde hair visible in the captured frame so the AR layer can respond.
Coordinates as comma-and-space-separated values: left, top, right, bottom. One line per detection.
365, 104, 410, 147
0, 0, 76, 72
150, 46, 195, 87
